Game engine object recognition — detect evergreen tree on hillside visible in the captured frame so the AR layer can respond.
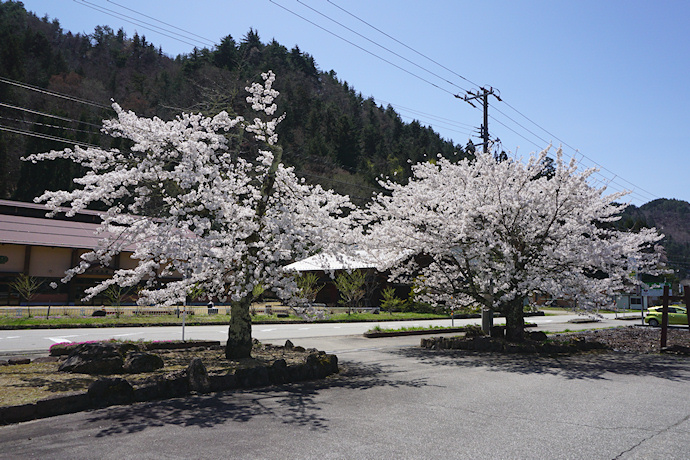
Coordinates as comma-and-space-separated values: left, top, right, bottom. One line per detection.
0, 0, 466, 204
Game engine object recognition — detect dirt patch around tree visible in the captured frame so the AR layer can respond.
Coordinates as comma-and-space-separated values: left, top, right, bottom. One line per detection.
421, 326, 690, 355
0, 341, 332, 409
551, 326, 690, 354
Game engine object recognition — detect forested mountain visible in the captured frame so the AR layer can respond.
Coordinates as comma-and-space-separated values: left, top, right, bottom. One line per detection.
0, 0, 467, 204
620, 199, 690, 280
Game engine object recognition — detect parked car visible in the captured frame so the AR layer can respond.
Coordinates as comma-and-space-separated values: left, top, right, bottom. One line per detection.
645, 305, 688, 327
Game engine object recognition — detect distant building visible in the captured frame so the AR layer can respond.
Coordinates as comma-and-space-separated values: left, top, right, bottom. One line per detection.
0, 199, 153, 305
284, 250, 409, 307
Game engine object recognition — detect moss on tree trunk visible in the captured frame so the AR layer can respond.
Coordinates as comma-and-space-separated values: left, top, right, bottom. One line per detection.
225, 297, 253, 359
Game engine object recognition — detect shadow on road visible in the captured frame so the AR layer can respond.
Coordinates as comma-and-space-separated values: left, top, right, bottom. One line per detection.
390, 347, 690, 381
86, 360, 428, 437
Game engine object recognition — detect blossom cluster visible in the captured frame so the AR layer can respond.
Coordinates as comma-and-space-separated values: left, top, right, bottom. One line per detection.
359, 149, 663, 312
28, 71, 355, 307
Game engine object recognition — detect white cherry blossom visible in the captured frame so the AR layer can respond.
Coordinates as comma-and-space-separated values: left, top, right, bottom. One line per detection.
26, 71, 354, 358
361, 149, 663, 341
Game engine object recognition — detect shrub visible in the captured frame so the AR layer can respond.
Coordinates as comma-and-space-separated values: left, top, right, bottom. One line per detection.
464, 324, 486, 337
380, 286, 404, 313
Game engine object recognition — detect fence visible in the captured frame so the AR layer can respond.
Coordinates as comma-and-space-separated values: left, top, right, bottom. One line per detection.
0, 302, 293, 318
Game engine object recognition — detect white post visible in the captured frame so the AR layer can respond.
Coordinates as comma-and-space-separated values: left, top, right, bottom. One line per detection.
182, 297, 187, 342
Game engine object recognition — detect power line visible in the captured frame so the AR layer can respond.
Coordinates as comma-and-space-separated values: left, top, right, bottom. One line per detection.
105, 0, 215, 45
325, 0, 481, 89
0, 76, 112, 109
0, 125, 99, 149
376, 99, 476, 130
311, 2, 660, 204
73, 0, 207, 50
0, 102, 104, 128
33, 1, 666, 205
0, 116, 100, 136
295, 0, 469, 94
496, 98, 660, 201
268, 0, 456, 97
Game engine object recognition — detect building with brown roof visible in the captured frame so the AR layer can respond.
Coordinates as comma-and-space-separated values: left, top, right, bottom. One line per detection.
0, 200, 141, 305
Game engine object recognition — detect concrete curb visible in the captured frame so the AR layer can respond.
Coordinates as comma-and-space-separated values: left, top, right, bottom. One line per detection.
364, 328, 466, 338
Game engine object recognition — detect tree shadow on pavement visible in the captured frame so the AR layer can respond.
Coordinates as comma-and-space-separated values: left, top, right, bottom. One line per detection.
390, 347, 690, 382
87, 360, 428, 437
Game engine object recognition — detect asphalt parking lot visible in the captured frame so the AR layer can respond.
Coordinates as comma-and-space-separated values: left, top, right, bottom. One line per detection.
1, 334, 689, 460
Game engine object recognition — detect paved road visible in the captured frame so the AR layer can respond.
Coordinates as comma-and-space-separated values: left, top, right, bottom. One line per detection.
0, 313, 635, 356
1, 333, 689, 459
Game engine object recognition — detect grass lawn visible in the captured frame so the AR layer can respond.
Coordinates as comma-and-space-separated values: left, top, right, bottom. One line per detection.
0, 311, 450, 329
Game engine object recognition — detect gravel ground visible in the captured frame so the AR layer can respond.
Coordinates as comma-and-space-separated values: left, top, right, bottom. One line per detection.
552, 326, 690, 354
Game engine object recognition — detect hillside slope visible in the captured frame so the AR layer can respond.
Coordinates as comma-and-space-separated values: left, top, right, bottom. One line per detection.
0, 1, 467, 203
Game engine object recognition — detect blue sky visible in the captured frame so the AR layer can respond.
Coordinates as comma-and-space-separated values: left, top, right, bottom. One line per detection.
20, 0, 690, 205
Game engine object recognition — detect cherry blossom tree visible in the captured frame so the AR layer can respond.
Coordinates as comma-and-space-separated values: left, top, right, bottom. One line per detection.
362, 149, 663, 341
26, 71, 354, 358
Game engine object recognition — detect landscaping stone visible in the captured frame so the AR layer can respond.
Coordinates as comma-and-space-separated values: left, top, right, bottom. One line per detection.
209, 373, 237, 392
490, 326, 505, 338
88, 377, 134, 407
0, 403, 36, 424
7, 358, 30, 365
661, 344, 690, 356
2, 341, 340, 425
35, 393, 90, 418
305, 352, 339, 379
32, 356, 59, 363
123, 352, 164, 373
187, 358, 210, 394
526, 331, 548, 341
59, 342, 125, 374
57, 342, 161, 375
161, 370, 189, 398
268, 359, 289, 384
235, 366, 270, 388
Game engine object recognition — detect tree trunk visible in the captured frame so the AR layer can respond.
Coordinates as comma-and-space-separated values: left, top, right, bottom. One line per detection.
504, 299, 525, 342
224, 145, 283, 360
225, 296, 253, 359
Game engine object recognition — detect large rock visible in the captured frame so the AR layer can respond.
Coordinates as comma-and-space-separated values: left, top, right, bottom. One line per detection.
187, 358, 210, 394
123, 352, 164, 373
58, 342, 159, 375
59, 342, 125, 374
235, 366, 270, 388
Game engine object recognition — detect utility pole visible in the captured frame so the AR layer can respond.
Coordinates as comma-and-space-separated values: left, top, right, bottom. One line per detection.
456, 86, 502, 335
456, 87, 501, 154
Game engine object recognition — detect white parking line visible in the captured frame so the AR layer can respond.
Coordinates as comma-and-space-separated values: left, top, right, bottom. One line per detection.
260, 328, 278, 332
112, 333, 140, 337
47, 337, 73, 344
